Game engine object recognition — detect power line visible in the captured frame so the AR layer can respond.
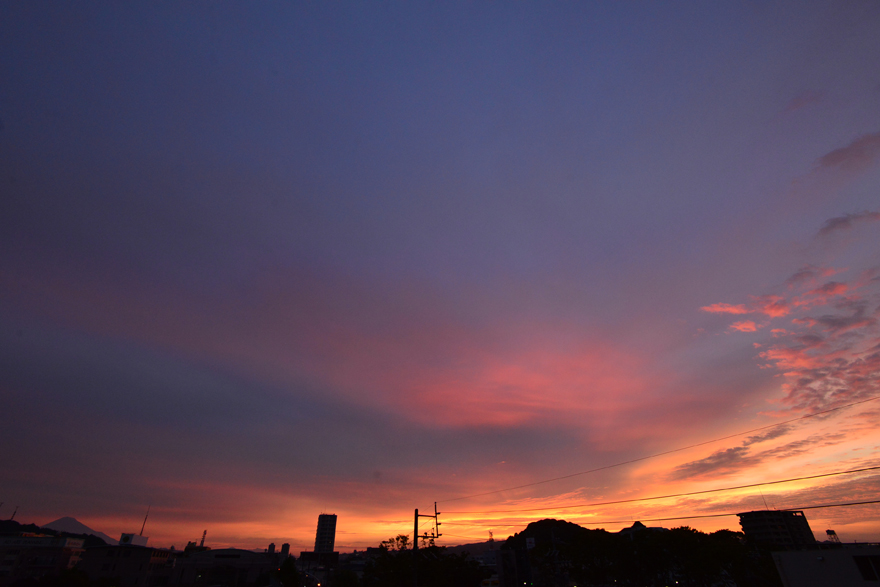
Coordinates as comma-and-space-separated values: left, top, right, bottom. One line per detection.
442, 520, 530, 527
571, 499, 880, 526
442, 465, 880, 514
441, 499, 880, 530
438, 395, 880, 503
438, 532, 485, 540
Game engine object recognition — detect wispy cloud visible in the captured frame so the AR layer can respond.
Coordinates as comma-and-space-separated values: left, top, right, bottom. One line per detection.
807, 281, 849, 297
815, 132, 880, 174
785, 265, 839, 289
752, 295, 791, 318
818, 210, 880, 237
670, 432, 847, 480
700, 295, 789, 319
783, 90, 823, 113
742, 424, 792, 446
788, 133, 880, 204
671, 446, 754, 479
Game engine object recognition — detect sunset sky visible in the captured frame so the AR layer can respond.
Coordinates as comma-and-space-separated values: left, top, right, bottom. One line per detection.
2, 2, 880, 553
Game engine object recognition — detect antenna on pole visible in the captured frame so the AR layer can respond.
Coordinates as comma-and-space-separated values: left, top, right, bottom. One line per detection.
434, 502, 442, 541
140, 505, 151, 536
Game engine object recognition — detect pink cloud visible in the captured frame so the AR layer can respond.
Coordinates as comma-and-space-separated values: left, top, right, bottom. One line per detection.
730, 321, 758, 332
810, 282, 849, 296
701, 296, 791, 319
750, 295, 790, 318
700, 258, 880, 415
700, 303, 750, 314
795, 281, 854, 308
760, 305, 880, 412
394, 341, 677, 433
1, 262, 674, 433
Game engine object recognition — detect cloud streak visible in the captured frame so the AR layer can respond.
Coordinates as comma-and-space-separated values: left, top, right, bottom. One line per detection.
701, 295, 790, 319
815, 132, 880, 174
818, 211, 880, 237
670, 432, 848, 480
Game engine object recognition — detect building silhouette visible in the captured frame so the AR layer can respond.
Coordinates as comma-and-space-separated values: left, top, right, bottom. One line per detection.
171, 548, 277, 587
773, 545, 880, 586
314, 514, 337, 553
299, 514, 339, 580
737, 510, 816, 548
78, 544, 173, 587
0, 536, 84, 587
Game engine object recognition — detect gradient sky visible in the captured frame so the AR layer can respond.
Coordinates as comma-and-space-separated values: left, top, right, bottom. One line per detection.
2, 2, 880, 552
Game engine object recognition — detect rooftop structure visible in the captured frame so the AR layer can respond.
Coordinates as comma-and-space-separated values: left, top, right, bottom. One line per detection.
737, 510, 816, 549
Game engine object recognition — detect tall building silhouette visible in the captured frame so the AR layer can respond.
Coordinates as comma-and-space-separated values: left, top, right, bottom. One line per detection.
299, 515, 339, 581
737, 510, 816, 548
314, 514, 337, 553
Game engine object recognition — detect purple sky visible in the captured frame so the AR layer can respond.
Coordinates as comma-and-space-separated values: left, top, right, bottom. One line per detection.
2, 2, 880, 551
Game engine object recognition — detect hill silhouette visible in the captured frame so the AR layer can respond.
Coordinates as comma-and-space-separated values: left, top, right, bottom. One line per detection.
500, 518, 782, 586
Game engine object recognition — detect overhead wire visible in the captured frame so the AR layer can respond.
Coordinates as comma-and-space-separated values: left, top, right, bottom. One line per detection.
437, 395, 880, 503
437, 532, 486, 540
440, 499, 880, 530
570, 499, 880, 525
441, 464, 880, 514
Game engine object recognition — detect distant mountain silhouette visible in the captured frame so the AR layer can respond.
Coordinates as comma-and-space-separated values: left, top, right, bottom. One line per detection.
42, 517, 117, 545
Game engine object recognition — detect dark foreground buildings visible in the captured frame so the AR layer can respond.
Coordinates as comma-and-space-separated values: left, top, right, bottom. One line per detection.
0, 535, 84, 585
0, 524, 289, 587
737, 509, 880, 587
76, 536, 287, 587
5, 511, 880, 587
772, 544, 880, 586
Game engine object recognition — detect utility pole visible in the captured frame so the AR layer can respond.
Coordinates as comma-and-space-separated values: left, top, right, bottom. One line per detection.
413, 509, 419, 552
413, 503, 442, 587
414, 503, 442, 547
413, 509, 418, 587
